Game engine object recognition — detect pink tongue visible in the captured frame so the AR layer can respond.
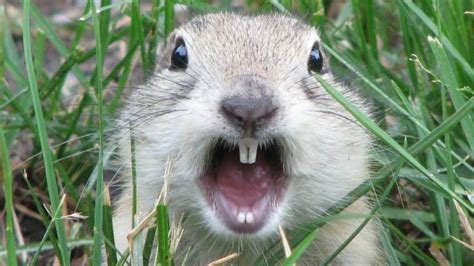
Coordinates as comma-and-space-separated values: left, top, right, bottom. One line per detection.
216, 149, 273, 207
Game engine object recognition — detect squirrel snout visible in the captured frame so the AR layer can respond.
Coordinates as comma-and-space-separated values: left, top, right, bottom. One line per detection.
221, 95, 278, 136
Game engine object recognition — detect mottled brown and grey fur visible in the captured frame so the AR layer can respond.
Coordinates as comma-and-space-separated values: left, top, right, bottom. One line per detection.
111, 13, 383, 265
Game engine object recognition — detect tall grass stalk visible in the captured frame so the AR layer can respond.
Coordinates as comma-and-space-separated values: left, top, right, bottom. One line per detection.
22, 0, 70, 264
88, 0, 106, 264
0, 128, 17, 265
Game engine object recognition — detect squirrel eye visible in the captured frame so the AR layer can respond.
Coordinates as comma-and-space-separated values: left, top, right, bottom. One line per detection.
308, 43, 323, 73
170, 38, 188, 70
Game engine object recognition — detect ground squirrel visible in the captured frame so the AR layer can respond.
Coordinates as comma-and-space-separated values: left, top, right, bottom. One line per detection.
111, 13, 383, 265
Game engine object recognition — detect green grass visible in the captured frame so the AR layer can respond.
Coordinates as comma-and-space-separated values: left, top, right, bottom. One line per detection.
0, 128, 17, 266
88, 0, 106, 265
21, 0, 70, 264
0, 0, 473, 265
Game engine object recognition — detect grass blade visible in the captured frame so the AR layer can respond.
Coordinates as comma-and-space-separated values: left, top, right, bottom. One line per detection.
0, 128, 18, 265
22, 0, 70, 264
103, 186, 117, 266
380, 226, 401, 266
142, 226, 157, 265
440, 78, 462, 263
384, 219, 438, 264
88, 0, 106, 264
155, 204, 171, 266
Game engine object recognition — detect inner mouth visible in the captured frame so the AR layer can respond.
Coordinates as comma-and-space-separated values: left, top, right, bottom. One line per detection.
199, 138, 287, 234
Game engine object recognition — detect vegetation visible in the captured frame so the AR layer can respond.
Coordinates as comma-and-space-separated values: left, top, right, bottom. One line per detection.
0, 0, 472, 265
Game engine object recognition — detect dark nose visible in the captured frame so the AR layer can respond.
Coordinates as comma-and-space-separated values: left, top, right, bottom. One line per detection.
221, 96, 277, 136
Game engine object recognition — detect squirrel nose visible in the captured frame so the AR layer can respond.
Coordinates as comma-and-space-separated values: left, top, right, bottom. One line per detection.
221, 96, 277, 136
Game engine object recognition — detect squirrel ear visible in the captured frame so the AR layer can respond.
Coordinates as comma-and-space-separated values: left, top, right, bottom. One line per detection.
174, 4, 192, 27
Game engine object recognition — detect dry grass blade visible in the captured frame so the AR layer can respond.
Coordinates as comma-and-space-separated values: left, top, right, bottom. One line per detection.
429, 243, 450, 266
169, 216, 184, 257
12, 209, 27, 263
454, 201, 474, 246
451, 237, 474, 251
127, 209, 157, 243
207, 252, 240, 266
279, 225, 292, 259
159, 156, 174, 205
14, 203, 43, 221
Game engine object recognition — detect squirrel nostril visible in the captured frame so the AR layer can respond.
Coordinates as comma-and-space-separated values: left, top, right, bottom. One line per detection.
222, 105, 246, 126
221, 96, 277, 134
256, 107, 278, 126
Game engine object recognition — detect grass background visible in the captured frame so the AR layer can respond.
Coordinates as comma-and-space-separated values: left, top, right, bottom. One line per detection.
0, 0, 473, 265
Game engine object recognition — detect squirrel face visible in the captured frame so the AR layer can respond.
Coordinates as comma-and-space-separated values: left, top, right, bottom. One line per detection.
119, 13, 370, 240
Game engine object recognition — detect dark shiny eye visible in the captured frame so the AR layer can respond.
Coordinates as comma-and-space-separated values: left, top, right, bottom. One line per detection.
308, 42, 323, 73
170, 38, 188, 70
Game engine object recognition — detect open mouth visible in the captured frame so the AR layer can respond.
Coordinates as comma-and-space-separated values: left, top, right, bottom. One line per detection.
199, 138, 287, 234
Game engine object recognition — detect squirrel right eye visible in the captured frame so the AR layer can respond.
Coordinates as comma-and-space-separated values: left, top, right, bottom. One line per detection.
308, 42, 323, 73
170, 38, 188, 70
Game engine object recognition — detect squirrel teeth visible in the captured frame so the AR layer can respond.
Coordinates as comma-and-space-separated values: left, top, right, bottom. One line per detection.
245, 212, 254, 224
237, 212, 246, 224
237, 212, 255, 224
238, 138, 258, 164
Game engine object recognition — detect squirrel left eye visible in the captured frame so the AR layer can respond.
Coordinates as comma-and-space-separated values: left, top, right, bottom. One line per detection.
308, 42, 323, 73
170, 38, 188, 70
